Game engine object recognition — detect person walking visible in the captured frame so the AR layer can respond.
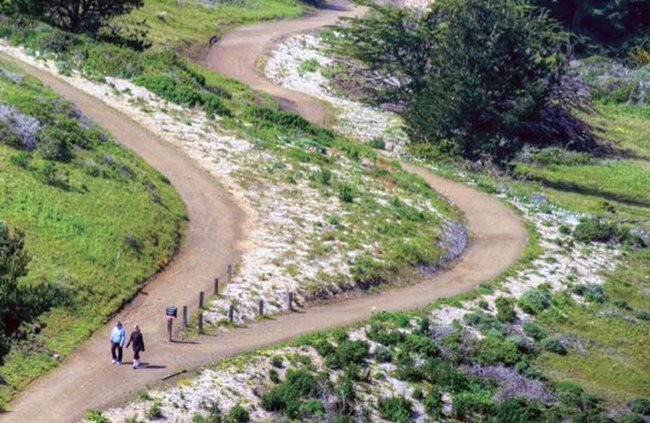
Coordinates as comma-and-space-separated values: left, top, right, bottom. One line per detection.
125, 324, 145, 369
110, 321, 126, 365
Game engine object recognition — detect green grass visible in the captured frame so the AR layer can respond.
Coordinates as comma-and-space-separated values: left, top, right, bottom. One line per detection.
512, 105, 650, 225
124, 0, 308, 48
535, 251, 650, 404
0, 60, 186, 406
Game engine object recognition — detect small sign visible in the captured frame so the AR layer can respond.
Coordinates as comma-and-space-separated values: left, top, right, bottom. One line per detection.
166, 306, 178, 318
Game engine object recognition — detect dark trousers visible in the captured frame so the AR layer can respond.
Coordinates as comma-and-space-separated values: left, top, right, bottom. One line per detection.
133, 348, 141, 360
111, 342, 123, 362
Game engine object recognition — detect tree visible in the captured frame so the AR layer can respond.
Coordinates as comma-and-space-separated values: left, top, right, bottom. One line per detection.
333, 0, 595, 163
0, 222, 68, 363
8, 0, 144, 34
530, 0, 650, 50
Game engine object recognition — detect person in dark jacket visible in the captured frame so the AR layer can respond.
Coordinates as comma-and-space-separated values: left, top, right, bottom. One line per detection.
125, 324, 145, 369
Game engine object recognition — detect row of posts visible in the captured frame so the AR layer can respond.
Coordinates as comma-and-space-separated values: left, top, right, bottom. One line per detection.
173, 264, 297, 336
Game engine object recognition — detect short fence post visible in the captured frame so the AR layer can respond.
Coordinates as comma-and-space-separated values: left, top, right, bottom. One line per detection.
227, 264, 233, 284
198, 312, 203, 334
228, 304, 234, 322
182, 305, 188, 328
199, 291, 205, 309
258, 299, 264, 316
214, 278, 219, 295
167, 318, 173, 342
288, 292, 294, 312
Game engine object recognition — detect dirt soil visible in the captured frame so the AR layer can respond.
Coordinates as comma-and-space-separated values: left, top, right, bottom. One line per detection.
0, 1, 526, 420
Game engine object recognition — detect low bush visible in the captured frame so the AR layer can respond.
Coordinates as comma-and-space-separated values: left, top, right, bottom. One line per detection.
464, 311, 507, 335
226, 404, 249, 422
423, 390, 442, 418
540, 336, 567, 355
519, 288, 551, 315
572, 284, 607, 303
85, 409, 110, 423
261, 368, 322, 419
375, 346, 392, 363
526, 147, 594, 166
377, 396, 413, 423
473, 334, 523, 366
522, 322, 547, 341
495, 297, 517, 323
325, 339, 369, 369
299, 399, 325, 418
573, 218, 616, 244
495, 397, 543, 422
628, 398, 650, 415
452, 390, 496, 420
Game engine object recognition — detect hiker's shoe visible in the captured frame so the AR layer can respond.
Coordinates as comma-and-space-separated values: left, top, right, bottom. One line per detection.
117, 361, 123, 365
112, 359, 117, 364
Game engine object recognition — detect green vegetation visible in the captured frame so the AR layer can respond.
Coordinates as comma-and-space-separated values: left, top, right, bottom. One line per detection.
332, 0, 594, 163
126, 0, 307, 48
530, 0, 650, 55
0, 60, 185, 406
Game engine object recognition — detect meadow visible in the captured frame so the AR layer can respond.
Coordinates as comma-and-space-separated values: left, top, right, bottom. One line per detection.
0, 59, 186, 406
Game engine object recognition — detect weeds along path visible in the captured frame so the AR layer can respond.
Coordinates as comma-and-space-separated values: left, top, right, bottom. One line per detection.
2, 1, 525, 420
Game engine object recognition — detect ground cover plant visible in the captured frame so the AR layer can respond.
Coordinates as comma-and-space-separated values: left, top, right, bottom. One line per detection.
0, 60, 186, 407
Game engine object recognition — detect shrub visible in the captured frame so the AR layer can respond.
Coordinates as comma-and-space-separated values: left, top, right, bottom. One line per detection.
375, 346, 392, 363
85, 409, 110, 423
495, 297, 517, 323
628, 398, 650, 415
464, 311, 507, 335
377, 396, 413, 423
422, 358, 469, 393
145, 400, 163, 419
36, 126, 72, 161
522, 322, 547, 341
299, 399, 325, 418
326, 339, 369, 368
540, 336, 567, 355
526, 147, 594, 166
336, 183, 355, 203
423, 390, 442, 418
269, 368, 280, 383
572, 284, 607, 303
403, 334, 440, 358
368, 138, 386, 150
573, 218, 616, 244
495, 397, 543, 422
134, 75, 202, 107
9, 151, 30, 168
271, 355, 284, 368
310, 168, 332, 186
473, 334, 522, 366
202, 92, 231, 117
452, 391, 496, 420
261, 369, 321, 418
227, 404, 249, 422
519, 288, 551, 315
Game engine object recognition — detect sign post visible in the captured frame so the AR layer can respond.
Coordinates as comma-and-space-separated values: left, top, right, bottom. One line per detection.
165, 306, 177, 342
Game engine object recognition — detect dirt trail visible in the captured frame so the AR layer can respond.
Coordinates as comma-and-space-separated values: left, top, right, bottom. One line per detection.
2, 1, 525, 420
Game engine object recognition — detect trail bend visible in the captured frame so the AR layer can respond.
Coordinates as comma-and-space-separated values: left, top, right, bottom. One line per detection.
1, 1, 526, 420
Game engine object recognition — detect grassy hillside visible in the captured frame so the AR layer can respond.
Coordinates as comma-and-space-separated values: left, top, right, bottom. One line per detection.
124, 0, 308, 48
0, 60, 186, 406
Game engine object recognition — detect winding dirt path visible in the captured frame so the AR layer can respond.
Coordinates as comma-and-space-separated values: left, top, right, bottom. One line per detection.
1, 1, 525, 420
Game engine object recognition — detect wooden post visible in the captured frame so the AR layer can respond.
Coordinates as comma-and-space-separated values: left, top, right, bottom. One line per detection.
167, 318, 173, 342
199, 291, 205, 309
214, 278, 219, 295
182, 305, 188, 328
258, 299, 264, 316
227, 264, 233, 283
198, 312, 203, 334
288, 292, 294, 312
228, 304, 234, 322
